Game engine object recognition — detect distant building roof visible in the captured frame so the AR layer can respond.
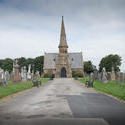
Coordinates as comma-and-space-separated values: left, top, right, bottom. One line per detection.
43, 52, 83, 69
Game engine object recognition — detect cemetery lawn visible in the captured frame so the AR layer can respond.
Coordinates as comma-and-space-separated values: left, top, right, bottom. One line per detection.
78, 78, 125, 101
0, 78, 49, 99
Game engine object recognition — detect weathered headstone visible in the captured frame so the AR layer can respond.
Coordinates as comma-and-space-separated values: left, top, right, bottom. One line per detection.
124, 73, 125, 83
111, 67, 115, 80
107, 72, 111, 81
35, 71, 40, 78
90, 72, 94, 80
13, 60, 21, 82
84, 73, 89, 78
97, 73, 102, 81
27, 64, 32, 80
22, 66, 27, 81
120, 72, 124, 82
21, 67, 24, 79
4, 71, 10, 84
116, 72, 120, 84
0, 68, 5, 86
101, 67, 108, 83
93, 69, 98, 80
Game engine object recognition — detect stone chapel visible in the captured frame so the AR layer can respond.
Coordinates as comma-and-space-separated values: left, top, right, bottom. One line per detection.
43, 16, 84, 78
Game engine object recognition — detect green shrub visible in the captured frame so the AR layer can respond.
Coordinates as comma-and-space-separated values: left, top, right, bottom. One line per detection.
43, 73, 52, 78
72, 71, 83, 77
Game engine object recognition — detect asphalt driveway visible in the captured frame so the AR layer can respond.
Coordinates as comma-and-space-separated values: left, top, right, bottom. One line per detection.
0, 78, 125, 125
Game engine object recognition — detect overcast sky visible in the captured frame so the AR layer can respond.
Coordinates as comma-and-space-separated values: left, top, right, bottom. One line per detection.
0, 0, 125, 71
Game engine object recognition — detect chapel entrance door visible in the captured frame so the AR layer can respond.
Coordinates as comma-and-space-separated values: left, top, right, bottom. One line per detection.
61, 67, 67, 77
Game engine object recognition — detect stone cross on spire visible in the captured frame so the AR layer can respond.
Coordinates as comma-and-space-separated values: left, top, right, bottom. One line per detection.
58, 16, 68, 48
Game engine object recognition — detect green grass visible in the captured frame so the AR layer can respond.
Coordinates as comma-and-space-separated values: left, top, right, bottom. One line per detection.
39, 78, 49, 83
0, 78, 49, 99
78, 77, 89, 83
78, 78, 125, 101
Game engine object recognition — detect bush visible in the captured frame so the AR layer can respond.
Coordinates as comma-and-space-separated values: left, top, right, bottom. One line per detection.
43, 73, 52, 78
72, 71, 83, 78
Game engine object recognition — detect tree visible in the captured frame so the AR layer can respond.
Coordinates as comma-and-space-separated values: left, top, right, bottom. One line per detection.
0, 56, 45, 74
84, 61, 94, 74
34, 56, 44, 75
99, 54, 121, 72
17, 57, 27, 71
0, 58, 13, 73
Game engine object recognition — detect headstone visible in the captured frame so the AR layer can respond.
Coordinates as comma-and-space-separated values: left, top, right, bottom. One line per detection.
101, 67, 108, 83
22, 66, 27, 81
0, 68, 4, 86
0, 68, 8, 86
93, 69, 98, 80
90, 72, 94, 80
21, 67, 24, 79
116, 72, 120, 84
10, 71, 13, 80
111, 67, 115, 80
13, 60, 21, 82
124, 73, 125, 83
107, 72, 111, 81
120, 72, 124, 83
4, 71, 10, 84
35, 71, 40, 78
27, 64, 32, 80
84, 73, 88, 78
97, 73, 102, 81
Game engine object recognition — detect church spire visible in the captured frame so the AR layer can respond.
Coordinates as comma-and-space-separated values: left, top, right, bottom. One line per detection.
59, 16, 68, 48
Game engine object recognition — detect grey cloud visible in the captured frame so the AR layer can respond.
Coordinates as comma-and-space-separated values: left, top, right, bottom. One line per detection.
0, 0, 125, 71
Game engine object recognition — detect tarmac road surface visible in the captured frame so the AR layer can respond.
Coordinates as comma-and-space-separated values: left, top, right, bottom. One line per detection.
0, 78, 125, 125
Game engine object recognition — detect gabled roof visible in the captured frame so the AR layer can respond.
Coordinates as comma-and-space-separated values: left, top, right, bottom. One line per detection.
43, 53, 83, 69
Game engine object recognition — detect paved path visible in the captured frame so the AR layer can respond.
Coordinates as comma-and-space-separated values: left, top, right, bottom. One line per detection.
0, 78, 125, 125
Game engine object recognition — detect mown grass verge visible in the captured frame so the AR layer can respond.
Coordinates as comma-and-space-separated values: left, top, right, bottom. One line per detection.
78, 78, 125, 101
0, 78, 49, 99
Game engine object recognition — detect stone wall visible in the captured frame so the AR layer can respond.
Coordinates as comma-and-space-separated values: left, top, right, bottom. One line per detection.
44, 69, 56, 75
55, 53, 72, 78
44, 68, 84, 78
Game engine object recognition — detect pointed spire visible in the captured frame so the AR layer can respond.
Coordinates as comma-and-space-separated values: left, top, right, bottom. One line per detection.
58, 16, 68, 48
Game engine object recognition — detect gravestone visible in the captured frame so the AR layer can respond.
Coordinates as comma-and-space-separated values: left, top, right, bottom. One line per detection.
35, 71, 40, 78
120, 72, 124, 82
13, 60, 21, 82
22, 66, 27, 81
4, 71, 10, 85
27, 64, 32, 80
90, 72, 94, 80
124, 73, 125, 83
111, 67, 115, 80
101, 67, 108, 83
0, 68, 10, 86
116, 72, 120, 84
10, 71, 13, 80
93, 69, 98, 80
21, 67, 24, 79
84, 73, 89, 78
0, 68, 5, 86
107, 72, 111, 81
97, 73, 102, 81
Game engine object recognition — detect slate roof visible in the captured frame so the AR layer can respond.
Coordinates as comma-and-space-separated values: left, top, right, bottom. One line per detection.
43, 52, 83, 69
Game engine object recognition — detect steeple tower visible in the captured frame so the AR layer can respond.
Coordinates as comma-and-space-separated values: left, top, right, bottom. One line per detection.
59, 16, 68, 53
